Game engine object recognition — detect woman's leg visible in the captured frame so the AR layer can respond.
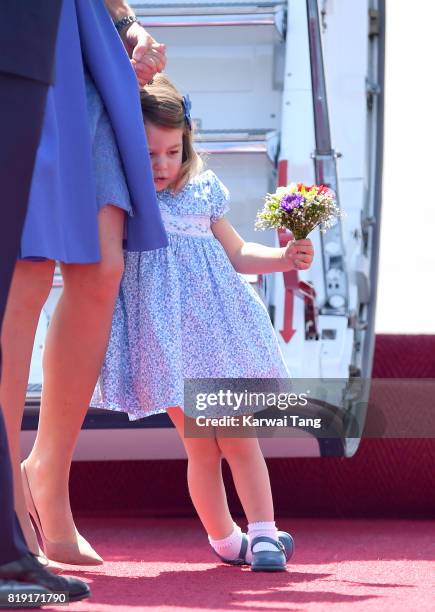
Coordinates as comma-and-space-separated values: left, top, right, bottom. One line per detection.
24, 205, 124, 543
167, 407, 234, 540
0, 260, 55, 554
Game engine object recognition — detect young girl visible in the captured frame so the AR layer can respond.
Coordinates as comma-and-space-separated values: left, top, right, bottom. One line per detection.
92, 75, 314, 571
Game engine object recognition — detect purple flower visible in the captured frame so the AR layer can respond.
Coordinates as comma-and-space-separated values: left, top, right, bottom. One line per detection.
280, 193, 305, 211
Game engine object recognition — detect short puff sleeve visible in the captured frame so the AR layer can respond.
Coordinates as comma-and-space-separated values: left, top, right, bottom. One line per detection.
207, 171, 230, 223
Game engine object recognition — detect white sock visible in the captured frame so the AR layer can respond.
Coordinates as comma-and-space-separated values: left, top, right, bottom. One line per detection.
248, 521, 279, 554
208, 523, 246, 561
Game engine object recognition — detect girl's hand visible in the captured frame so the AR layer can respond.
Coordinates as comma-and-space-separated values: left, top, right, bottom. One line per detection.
282, 239, 314, 271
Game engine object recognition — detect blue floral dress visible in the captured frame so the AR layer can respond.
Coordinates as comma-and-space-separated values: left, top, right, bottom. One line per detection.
91, 170, 290, 420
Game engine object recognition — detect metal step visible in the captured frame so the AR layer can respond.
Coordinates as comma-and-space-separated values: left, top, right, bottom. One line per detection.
136, 3, 286, 133
197, 129, 278, 246
132, 1, 286, 41
196, 129, 279, 162
26, 384, 42, 402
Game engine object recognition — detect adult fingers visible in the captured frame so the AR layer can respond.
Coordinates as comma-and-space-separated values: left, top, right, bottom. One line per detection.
146, 48, 166, 73
131, 30, 156, 60
135, 50, 166, 77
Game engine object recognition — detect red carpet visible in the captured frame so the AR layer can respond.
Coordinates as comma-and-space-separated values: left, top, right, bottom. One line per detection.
43, 517, 435, 612
49, 335, 435, 610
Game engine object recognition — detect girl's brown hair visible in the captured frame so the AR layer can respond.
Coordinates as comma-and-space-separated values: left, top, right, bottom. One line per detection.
140, 74, 203, 192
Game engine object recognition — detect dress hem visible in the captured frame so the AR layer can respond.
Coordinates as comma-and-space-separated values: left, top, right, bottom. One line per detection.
90, 400, 180, 421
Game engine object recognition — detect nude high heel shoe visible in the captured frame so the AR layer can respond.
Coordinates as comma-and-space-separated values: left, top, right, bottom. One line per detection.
21, 462, 103, 566
37, 554, 67, 575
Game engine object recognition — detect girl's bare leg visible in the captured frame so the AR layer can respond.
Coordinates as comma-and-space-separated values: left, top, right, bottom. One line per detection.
0, 260, 55, 554
216, 435, 288, 567
215, 434, 274, 523
167, 407, 234, 539
24, 205, 124, 543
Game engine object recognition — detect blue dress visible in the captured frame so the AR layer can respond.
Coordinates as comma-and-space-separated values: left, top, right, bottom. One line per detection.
92, 170, 290, 420
19, 0, 167, 262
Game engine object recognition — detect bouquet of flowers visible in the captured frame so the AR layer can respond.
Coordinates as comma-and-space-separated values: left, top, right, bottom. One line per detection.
255, 182, 341, 240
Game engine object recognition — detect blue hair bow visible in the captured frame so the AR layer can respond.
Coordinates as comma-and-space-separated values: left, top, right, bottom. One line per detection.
182, 94, 192, 131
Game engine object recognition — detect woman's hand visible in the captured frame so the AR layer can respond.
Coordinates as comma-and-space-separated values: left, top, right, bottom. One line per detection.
282, 238, 314, 271
122, 22, 166, 86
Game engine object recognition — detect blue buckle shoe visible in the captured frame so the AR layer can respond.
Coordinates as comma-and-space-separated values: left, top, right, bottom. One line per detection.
213, 533, 249, 565
277, 531, 294, 562
212, 531, 294, 566
250, 536, 287, 572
